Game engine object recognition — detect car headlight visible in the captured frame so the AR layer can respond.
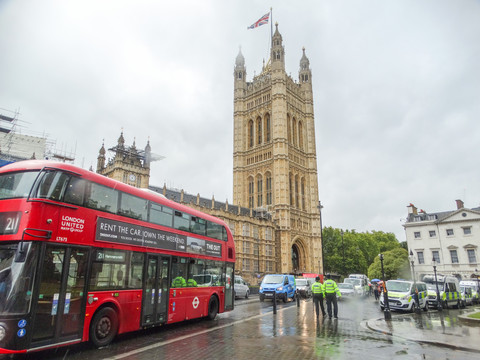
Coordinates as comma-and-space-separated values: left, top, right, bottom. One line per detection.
276, 286, 283, 291
0, 325, 6, 342
260, 286, 263, 290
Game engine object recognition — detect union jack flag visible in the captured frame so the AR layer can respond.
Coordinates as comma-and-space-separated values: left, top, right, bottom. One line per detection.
247, 12, 270, 29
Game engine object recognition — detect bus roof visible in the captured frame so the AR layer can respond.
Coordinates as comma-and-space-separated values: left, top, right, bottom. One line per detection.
0, 160, 229, 227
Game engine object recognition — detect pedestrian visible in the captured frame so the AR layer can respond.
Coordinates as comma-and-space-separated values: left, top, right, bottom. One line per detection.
311, 276, 326, 318
374, 282, 379, 300
323, 274, 341, 319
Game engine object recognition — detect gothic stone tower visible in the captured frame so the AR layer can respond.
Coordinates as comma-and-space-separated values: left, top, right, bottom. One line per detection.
97, 131, 151, 188
233, 24, 323, 274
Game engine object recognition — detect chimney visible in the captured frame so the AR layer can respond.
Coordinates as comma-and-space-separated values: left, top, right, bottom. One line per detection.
455, 199, 464, 210
407, 203, 418, 215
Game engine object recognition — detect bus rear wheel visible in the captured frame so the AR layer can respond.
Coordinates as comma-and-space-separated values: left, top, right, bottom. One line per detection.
90, 307, 119, 348
207, 295, 219, 320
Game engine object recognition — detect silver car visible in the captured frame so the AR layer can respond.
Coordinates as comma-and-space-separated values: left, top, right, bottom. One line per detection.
296, 278, 313, 298
338, 283, 355, 299
234, 276, 250, 299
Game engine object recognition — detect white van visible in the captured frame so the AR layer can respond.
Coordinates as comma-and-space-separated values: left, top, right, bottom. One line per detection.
379, 280, 428, 312
423, 275, 462, 309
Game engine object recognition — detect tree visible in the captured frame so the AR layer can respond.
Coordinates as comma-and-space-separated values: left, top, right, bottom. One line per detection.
367, 248, 410, 281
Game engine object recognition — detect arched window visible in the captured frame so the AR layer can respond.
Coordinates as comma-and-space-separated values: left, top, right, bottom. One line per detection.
289, 173, 294, 206
256, 117, 262, 145
266, 172, 272, 206
248, 120, 254, 148
298, 121, 304, 150
248, 177, 254, 208
295, 175, 299, 208
301, 178, 306, 210
287, 114, 291, 144
264, 113, 271, 143
292, 118, 297, 147
257, 175, 263, 207
292, 245, 299, 272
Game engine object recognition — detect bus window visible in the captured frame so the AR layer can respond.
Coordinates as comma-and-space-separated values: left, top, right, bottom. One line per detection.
0, 171, 39, 199
150, 203, 173, 227
173, 211, 190, 232
191, 216, 206, 236
187, 259, 205, 287
85, 182, 119, 214
64, 177, 87, 206
36, 171, 70, 201
119, 192, 148, 221
128, 252, 144, 289
171, 257, 188, 287
207, 221, 225, 241
89, 250, 127, 290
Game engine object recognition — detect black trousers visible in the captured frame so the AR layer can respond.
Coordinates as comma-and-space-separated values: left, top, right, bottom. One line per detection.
313, 294, 325, 317
325, 293, 338, 318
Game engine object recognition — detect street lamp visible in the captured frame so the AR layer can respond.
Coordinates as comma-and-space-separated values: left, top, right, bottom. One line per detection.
432, 257, 443, 311
379, 253, 391, 320
341, 230, 345, 276
409, 250, 421, 314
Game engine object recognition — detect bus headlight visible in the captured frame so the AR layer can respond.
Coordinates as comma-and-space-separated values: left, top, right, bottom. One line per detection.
0, 325, 6, 341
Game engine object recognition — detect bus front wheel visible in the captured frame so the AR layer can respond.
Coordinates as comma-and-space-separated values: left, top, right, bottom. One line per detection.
207, 295, 219, 320
90, 307, 119, 348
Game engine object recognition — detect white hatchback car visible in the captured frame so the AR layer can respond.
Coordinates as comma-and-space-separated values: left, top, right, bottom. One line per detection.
234, 276, 250, 299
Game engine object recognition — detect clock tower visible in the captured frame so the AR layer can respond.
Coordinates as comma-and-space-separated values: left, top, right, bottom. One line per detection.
96, 131, 151, 188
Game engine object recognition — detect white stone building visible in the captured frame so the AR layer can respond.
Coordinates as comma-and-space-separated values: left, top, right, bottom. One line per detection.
404, 200, 480, 281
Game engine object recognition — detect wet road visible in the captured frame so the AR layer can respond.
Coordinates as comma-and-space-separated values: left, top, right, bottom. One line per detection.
11, 296, 480, 359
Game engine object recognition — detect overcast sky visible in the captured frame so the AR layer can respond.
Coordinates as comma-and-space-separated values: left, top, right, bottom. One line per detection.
1, 0, 479, 242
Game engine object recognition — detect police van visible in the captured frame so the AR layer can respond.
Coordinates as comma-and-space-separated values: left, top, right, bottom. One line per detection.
423, 275, 462, 309
379, 280, 428, 312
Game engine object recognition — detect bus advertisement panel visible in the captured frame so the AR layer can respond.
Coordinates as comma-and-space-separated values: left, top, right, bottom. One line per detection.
0, 160, 235, 354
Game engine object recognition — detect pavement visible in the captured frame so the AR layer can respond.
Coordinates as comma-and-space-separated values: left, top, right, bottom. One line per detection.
366, 305, 480, 353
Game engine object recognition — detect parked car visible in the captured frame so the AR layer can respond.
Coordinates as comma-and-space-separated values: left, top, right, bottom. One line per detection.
234, 276, 250, 299
295, 278, 313, 298
380, 280, 428, 312
259, 274, 296, 302
338, 282, 355, 299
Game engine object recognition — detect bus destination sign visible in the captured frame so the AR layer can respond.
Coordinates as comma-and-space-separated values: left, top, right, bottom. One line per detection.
95, 217, 222, 257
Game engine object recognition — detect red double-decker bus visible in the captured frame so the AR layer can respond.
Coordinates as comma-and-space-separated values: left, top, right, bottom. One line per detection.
0, 160, 235, 354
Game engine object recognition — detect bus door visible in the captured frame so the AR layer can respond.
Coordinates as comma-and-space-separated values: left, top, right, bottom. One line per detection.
30, 244, 89, 348
142, 254, 170, 326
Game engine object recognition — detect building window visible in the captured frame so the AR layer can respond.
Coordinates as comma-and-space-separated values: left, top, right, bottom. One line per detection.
257, 176, 263, 208
301, 178, 305, 210
265, 228, 272, 241
242, 223, 250, 237
253, 226, 259, 239
432, 250, 440, 263
298, 121, 304, 150
414, 231, 421, 239
427, 214, 437, 220
294, 175, 299, 209
417, 251, 425, 264
248, 177, 254, 208
446, 229, 454, 236
265, 113, 271, 143
463, 227, 472, 235
266, 260, 273, 272
429, 230, 436, 237
243, 241, 251, 254
467, 249, 477, 264
228, 222, 235, 236
289, 174, 293, 206
248, 120, 254, 148
292, 118, 297, 147
256, 117, 262, 145
266, 244, 273, 256
266, 173, 272, 206
243, 259, 250, 271
450, 250, 459, 264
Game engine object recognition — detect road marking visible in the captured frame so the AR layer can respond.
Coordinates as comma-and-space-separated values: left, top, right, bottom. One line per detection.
103, 305, 292, 360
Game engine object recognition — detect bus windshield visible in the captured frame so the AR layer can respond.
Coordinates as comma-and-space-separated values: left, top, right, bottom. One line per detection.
0, 171, 39, 199
0, 242, 37, 315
